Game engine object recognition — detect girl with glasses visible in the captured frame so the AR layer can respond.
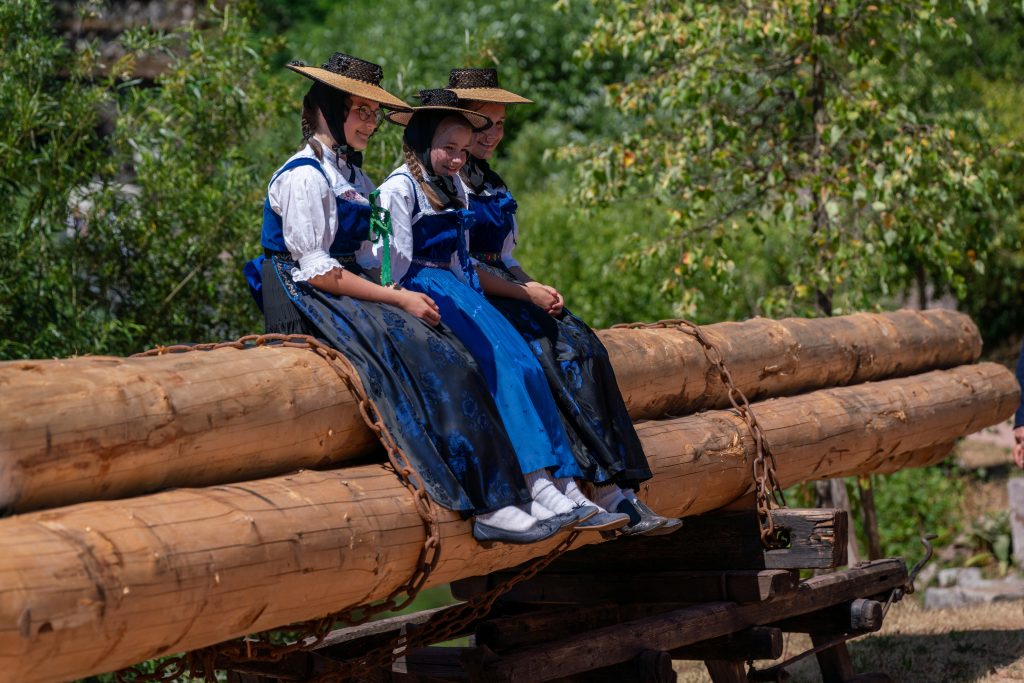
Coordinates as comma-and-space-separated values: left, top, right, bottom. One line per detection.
250, 53, 570, 545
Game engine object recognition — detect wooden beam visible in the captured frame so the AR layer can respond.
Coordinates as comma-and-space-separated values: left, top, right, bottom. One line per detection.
764, 509, 848, 569
0, 366, 1010, 683
464, 560, 908, 682
452, 570, 797, 605
0, 310, 982, 512
545, 510, 848, 573
671, 627, 783, 661
772, 599, 885, 634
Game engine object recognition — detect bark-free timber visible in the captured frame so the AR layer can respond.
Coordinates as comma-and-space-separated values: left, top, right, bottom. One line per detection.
0, 363, 1014, 683
0, 309, 981, 512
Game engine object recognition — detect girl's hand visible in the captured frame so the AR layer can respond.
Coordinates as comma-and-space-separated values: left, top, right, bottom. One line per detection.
526, 281, 564, 316
524, 283, 557, 311
396, 290, 441, 326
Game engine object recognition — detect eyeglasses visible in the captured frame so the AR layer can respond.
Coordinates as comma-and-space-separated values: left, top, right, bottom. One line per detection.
353, 105, 384, 126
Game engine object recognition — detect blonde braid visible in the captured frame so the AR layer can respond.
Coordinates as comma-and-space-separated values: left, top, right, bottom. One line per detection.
403, 144, 453, 211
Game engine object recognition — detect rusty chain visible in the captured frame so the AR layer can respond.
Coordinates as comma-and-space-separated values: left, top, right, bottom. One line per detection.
116, 333, 442, 682
313, 528, 582, 683
113, 333, 583, 683
611, 319, 788, 547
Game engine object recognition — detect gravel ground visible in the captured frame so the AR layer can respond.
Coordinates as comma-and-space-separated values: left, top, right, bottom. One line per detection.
673, 598, 1024, 682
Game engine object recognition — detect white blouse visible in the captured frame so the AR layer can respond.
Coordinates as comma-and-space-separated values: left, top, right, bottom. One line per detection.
266, 143, 379, 283
374, 164, 469, 285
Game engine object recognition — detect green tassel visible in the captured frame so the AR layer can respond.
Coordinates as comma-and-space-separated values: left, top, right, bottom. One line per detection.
368, 189, 393, 286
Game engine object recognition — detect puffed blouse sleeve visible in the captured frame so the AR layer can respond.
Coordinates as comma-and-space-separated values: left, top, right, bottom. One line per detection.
268, 164, 342, 282
374, 175, 415, 285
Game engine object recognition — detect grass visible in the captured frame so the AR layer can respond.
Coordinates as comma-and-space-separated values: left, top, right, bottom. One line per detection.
673, 598, 1024, 682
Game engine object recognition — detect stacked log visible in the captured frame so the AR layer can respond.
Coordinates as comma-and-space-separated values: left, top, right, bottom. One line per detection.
0, 309, 982, 512
0, 363, 1016, 683
0, 308, 1016, 683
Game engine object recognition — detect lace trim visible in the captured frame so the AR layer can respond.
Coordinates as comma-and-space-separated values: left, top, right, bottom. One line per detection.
291, 251, 343, 282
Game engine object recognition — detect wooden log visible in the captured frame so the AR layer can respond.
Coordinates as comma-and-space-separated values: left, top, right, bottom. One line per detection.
0, 309, 981, 512
0, 366, 1012, 683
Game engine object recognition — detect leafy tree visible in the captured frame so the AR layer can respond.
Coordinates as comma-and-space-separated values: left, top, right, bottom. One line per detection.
0, 0, 283, 359
561, 1, 1019, 325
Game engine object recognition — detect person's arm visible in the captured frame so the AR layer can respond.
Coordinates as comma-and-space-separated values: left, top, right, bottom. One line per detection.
276, 167, 439, 325
307, 268, 439, 325
496, 215, 564, 315
477, 267, 557, 310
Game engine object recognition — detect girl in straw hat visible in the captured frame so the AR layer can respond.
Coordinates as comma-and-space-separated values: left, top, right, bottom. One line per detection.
254, 54, 565, 545
447, 67, 682, 536
376, 89, 627, 534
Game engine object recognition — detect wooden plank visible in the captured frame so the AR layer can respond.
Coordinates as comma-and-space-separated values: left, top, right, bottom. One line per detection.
544, 510, 847, 572
0, 364, 1008, 683
671, 627, 783, 661
0, 309, 983, 513
705, 660, 750, 683
812, 636, 855, 683
464, 559, 907, 682
556, 650, 678, 683
453, 570, 797, 605
764, 509, 848, 569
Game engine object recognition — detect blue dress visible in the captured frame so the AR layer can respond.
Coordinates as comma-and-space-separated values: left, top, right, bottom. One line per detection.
466, 178, 652, 488
252, 151, 531, 515
376, 166, 583, 479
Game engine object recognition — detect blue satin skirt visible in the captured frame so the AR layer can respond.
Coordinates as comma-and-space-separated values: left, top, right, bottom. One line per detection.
402, 264, 584, 479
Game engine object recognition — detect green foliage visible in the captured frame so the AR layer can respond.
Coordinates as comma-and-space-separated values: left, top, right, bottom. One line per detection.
853, 466, 965, 564
563, 1, 1022, 326
0, 1, 283, 359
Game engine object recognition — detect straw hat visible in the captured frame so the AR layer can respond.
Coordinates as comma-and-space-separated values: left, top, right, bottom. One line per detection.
385, 89, 493, 130
286, 53, 411, 111
446, 67, 532, 104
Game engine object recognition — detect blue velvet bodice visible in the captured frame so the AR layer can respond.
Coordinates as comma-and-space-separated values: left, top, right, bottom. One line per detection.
260, 157, 372, 258
467, 191, 518, 256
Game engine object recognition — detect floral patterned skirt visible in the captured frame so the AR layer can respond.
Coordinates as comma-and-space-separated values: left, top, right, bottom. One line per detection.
478, 262, 652, 488
261, 255, 530, 515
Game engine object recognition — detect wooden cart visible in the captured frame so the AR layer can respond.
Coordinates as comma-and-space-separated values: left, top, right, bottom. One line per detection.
224, 509, 916, 683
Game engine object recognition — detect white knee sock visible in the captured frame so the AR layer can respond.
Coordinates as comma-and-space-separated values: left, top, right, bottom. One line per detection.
476, 505, 538, 532
523, 469, 576, 514
592, 484, 629, 512
522, 501, 557, 520
554, 477, 602, 510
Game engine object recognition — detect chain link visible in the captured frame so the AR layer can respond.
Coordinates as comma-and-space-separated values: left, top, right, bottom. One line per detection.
313, 528, 582, 683
114, 333, 583, 683
611, 319, 788, 547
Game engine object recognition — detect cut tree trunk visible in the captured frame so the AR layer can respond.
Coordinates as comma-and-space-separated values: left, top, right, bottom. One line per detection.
0, 363, 1014, 683
0, 309, 981, 513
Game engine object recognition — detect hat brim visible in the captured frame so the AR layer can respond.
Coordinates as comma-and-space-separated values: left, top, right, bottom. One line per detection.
385, 106, 492, 131
286, 63, 411, 111
447, 87, 533, 104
